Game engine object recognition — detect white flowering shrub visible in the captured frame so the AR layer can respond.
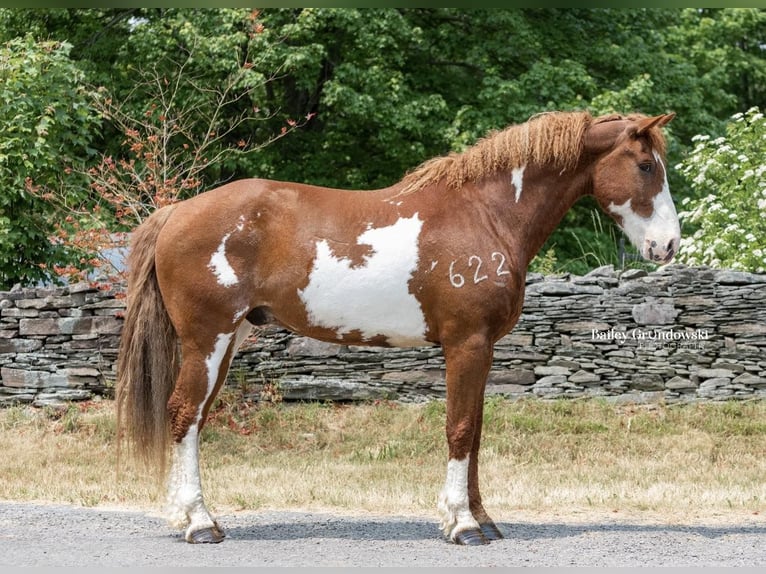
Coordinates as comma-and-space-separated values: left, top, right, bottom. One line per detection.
675, 107, 766, 272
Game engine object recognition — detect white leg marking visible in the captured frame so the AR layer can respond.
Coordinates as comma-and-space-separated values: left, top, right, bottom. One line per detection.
437, 456, 479, 540
209, 233, 239, 287
166, 331, 234, 539
511, 165, 525, 203
166, 425, 212, 534
231, 320, 252, 352
205, 332, 235, 401
298, 214, 430, 346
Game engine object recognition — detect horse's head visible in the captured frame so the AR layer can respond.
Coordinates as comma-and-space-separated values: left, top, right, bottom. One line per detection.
585, 113, 680, 264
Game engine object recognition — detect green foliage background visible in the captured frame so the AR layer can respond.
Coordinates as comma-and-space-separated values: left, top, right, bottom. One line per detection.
0, 37, 99, 287
676, 107, 766, 272
0, 8, 764, 286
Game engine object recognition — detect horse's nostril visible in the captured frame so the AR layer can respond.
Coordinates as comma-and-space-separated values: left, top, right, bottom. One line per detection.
666, 239, 675, 251
665, 248, 675, 262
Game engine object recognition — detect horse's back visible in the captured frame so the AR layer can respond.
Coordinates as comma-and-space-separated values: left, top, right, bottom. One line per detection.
152, 178, 425, 344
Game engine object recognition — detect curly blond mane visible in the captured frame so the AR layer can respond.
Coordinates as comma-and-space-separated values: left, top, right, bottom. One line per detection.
398, 111, 666, 195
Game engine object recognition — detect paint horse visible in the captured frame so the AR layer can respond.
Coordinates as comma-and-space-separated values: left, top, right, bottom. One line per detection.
116, 111, 680, 545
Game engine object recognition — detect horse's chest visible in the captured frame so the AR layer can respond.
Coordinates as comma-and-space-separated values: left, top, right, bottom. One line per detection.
297, 214, 431, 347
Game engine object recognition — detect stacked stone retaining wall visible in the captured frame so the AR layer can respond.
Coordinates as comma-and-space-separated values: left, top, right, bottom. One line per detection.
0, 283, 123, 406
0, 265, 764, 406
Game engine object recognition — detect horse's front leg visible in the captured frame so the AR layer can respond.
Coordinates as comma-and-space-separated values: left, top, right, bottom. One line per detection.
438, 334, 498, 545
467, 398, 504, 542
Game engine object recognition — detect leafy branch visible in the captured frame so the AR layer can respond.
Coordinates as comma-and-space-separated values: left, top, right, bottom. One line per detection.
37, 32, 312, 285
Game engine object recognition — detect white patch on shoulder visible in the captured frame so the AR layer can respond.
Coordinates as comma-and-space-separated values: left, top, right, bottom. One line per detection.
298, 214, 430, 347
208, 233, 238, 287
511, 165, 525, 203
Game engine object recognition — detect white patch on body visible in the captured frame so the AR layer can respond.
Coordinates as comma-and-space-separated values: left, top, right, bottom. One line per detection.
430, 260, 438, 271
511, 165, 525, 203
208, 233, 238, 287
608, 153, 680, 262
437, 456, 479, 540
298, 214, 430, 347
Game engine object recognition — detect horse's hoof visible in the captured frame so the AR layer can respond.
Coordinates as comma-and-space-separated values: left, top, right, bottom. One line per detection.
453, 528, 489, 546
187, 524, 226, 544
480, 522, 504, 541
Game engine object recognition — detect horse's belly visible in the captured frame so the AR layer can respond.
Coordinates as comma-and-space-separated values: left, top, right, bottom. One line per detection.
296, 214, 432, 348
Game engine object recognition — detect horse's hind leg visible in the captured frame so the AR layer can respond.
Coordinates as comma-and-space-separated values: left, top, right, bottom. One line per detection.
165, 321, 251, 543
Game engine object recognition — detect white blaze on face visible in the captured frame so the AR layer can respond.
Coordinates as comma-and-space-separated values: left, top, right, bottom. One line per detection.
511, 166, 525, 203
208, 233, 238, 287
608, 152, 680, 263
298, 213, 430, 347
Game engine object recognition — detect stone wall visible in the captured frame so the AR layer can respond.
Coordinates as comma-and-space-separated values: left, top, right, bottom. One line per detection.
0, 283, 123, 406
234, 265, 766, 403
1, 265, 764, 406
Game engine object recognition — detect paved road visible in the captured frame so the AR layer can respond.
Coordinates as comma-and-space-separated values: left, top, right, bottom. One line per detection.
1, 502, 765, 567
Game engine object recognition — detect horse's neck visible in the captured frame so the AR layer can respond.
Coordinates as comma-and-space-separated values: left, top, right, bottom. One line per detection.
478, 165, 589, 268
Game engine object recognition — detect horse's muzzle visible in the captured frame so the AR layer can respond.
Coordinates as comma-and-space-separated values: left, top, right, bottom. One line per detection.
644, 237, 678, 264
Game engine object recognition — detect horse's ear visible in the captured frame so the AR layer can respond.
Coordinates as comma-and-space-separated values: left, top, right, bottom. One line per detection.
583, 117, 630, 155
635, 112, 675, 136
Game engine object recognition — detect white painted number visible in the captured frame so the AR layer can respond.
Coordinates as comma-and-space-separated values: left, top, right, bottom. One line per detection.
492, 251, 510, 276
449, 261, 465, 288
468, 255, 488, 284
448, 251, 511, 288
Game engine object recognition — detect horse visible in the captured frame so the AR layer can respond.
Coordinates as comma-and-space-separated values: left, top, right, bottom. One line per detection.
116, 110, 680, 546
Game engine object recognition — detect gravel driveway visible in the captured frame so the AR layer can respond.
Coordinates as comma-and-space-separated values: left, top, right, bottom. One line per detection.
1, 502, 764, 567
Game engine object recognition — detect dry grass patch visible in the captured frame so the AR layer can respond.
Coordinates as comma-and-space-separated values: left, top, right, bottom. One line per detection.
0, 395, 764, 524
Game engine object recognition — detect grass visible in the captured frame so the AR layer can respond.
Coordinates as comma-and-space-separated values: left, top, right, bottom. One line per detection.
0, 395, 765, 524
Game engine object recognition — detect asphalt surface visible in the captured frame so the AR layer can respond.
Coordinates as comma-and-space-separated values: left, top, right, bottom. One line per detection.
1, 501, 765, 567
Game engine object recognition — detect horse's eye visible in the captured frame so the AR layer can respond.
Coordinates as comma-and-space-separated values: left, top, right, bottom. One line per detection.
639, 162, 653, 173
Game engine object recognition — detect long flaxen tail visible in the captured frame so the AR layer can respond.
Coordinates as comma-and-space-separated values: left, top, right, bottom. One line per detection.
116, 204, 179, 476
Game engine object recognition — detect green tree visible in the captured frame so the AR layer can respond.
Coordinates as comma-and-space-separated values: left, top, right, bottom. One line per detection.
673, 8, 766, 115
245, 8, 451, 188
675, 107, 766, 272
37, 13, 311, 284
0, 37, 99, 288
3, 8, 765, 281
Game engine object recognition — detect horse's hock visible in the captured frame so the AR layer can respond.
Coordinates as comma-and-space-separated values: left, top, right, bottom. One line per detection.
0, 264, 764, 407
